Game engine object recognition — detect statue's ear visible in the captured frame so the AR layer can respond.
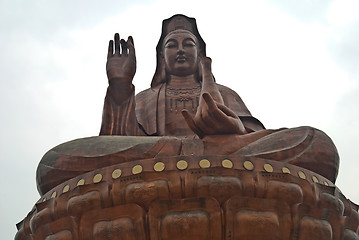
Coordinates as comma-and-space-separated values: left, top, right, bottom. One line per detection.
152, 51, 168, 88
197, 51, 204, 82
197, 60, 202, 82
159, 53, 167, 82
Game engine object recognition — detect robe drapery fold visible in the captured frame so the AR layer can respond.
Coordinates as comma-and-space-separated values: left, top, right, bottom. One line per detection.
99, 86, 144, 136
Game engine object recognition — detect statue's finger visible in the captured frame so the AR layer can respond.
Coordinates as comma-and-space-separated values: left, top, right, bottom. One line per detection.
217, 103, 238, 118
114, 33, 120, 55
202, 93, 217, 112
217, 104, 246, 134
120, 39, 128, 56
107, 40, 113, 59
181, 110, 204, 138
127, 36, 136, 56
202, 93, 227, 122
202, 93, 232, 123
195, 109, 218, 134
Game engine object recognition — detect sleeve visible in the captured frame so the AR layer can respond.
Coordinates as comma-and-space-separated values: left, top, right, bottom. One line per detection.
99, 87, 145, 136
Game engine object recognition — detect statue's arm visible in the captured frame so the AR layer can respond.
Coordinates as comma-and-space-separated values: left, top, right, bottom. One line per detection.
99, 34, 144, 136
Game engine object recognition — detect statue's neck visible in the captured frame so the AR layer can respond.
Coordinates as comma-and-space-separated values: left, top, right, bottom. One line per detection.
167, 74, 200, 88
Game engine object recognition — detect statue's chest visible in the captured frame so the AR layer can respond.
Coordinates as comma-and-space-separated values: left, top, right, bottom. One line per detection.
164, 85, 201, 135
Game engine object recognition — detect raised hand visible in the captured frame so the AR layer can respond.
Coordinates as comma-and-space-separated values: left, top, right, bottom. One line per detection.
106, 33, 136, 85
106, 33, 136, 103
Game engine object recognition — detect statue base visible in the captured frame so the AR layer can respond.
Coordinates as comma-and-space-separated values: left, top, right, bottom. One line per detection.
16, 154, 358, 240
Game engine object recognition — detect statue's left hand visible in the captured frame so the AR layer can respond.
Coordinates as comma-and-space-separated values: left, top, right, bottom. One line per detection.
182, 93, 247, 138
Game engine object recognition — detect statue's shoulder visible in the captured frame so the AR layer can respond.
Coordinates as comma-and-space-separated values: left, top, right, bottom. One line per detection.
216, 84, 251, 115
136, 85, 162, 102
216, 83, 241, 97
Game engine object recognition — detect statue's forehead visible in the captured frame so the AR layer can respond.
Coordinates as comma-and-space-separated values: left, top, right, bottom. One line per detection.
163, 30, 198, 43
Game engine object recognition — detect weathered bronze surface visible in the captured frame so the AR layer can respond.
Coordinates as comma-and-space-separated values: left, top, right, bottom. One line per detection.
16, 14, 358, 240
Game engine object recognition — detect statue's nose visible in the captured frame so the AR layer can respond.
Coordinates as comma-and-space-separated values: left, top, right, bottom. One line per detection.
177, 50, 184, 56
177, 46, 184, 54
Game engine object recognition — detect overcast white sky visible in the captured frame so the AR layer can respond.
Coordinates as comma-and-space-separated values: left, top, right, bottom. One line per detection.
1, 0, 359, 238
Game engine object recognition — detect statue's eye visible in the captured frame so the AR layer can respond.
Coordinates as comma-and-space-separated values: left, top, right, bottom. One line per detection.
184, 43, 195, 47
165, 42, 177, 48
183, 38, 196, 47
183, 41, 195, 47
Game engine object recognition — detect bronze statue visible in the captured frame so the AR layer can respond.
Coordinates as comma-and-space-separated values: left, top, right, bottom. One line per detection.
16, 15, 358, 240
100, 15, 263, 136
38, 14, 339, 193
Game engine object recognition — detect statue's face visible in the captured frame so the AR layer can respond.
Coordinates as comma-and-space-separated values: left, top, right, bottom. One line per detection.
162, 30, 199, 77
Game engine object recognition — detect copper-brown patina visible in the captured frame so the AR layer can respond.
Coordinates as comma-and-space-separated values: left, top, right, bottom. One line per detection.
16, 14, 358, 240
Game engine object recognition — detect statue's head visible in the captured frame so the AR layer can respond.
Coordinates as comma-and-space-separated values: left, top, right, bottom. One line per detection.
151, 14, 206, 87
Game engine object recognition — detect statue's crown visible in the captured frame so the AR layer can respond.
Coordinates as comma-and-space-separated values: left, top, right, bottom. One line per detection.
166, 15, 195, 32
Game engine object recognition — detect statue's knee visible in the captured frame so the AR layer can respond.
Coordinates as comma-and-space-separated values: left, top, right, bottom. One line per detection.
295, 126, 336, 146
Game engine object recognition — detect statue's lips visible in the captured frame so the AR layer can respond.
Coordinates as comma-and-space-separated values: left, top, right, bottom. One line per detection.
176, 56, 186, 63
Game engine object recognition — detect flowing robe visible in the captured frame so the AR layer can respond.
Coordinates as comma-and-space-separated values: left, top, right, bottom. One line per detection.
36, 83, 339, 195
98, 82, 339, 182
